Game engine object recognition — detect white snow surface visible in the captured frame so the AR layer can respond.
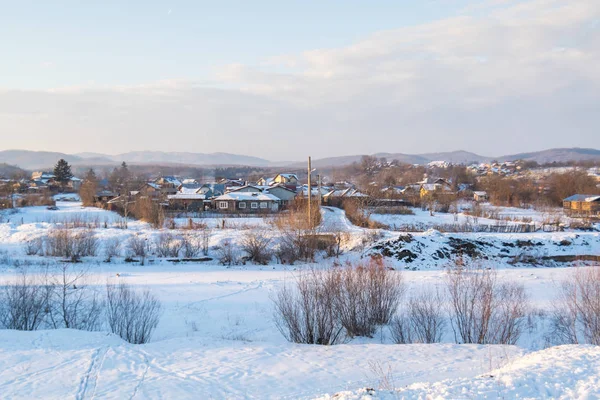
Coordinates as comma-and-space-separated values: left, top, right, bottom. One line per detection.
0, 201, 599, 398
317, 345, 600, 399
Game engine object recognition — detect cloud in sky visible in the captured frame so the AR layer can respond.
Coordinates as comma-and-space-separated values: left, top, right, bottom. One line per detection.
1, 0, 599, 161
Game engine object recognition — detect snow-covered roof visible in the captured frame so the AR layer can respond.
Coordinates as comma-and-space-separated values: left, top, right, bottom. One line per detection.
276, 173, 298, 181
215, 192, 279, 202
159, 176, 182, 186
146, 182, 161, 189
473, 191, 488, 196
179, 187, 202, 195
564, 194, 600, 202
167, 194, 206, 200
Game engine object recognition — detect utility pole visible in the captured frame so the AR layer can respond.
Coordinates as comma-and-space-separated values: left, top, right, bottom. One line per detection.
317, 174, 322, 206
307, 156, 312, 228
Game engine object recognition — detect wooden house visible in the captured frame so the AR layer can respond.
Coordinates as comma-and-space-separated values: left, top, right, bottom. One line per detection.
563, 194, 600, 217
213, 192, 279, 213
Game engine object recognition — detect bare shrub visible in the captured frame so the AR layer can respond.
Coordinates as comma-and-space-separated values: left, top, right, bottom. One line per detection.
335, 258, 404, 337
24, 237, 43, 256
154, 233, 183, 258
272, 268, 345, 345
199, 226, 211, 256
43, 229, 72, 257
0, 271, 51, 331
104, 237, 121, 262
550, 267, 600, 345
43, 228, 98, 259
71, 230, 99, 258
389, 315, 413, 344
127, 235, 150, 264
105, 282, 162, 344
217, 239, 239, 266
47, 265, 103, 331
445, 266, 528, 344
241, 230, 272, 265
181, 233, 201, 258
391, 288, 446, 344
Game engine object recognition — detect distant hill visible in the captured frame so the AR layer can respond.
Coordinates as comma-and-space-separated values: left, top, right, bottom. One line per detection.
0, 163, 28, 178
302, 148, 600, 167
0, 150, 271, 170
1, 147, 599, 170
0, 150, 85, 170
302, 150, 488, 168
498, 148, 600, 163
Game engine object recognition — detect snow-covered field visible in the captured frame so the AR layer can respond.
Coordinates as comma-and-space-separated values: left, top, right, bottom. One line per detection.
370, 203, 571, 231
1, 201, 599, 399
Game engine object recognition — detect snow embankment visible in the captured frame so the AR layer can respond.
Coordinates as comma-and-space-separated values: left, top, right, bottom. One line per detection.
317, 345, 600, 399
0, 329, 524, 399
369, 230, 600, 269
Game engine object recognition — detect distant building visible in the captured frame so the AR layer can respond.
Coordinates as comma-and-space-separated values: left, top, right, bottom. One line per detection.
473, 191, 488, 202
563, 194, 600, 218
213, 192, 279, 213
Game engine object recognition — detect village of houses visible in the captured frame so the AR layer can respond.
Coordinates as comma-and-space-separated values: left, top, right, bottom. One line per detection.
1, 159, 599, 229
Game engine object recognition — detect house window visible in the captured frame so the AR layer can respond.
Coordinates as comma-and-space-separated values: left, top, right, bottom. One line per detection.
260, 202, 268, 209
219, 201, 228, 209
251, 202, 258, 209
238, 202, 246, 209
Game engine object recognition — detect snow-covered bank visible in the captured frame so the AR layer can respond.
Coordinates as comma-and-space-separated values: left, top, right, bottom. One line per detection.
0, 329, 523, 399
318, 345, 600, 399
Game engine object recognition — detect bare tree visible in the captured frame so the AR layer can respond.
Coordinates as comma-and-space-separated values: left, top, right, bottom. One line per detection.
105, 282, 162, 344
0, 271, 51, 331
47, 265, 103, 331
550, 267, 600, 345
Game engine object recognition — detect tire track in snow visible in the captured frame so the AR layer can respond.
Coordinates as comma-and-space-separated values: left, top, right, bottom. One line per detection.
181, 281, 264, 310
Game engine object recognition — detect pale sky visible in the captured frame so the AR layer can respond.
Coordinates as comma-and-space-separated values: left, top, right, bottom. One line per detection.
1, 0, 599, 161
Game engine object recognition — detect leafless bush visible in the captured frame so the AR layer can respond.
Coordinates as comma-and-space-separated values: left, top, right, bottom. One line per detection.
391, 288, 446, 344
241, 230, 272, 265
47, 265, 103, 331
43, 228, 98, 259
389, 315, 413, 344
105, 282, 162, 344
0, 271, 51, 331
217, 239, 239, 266
199, 226, 211, 256
71, 230, 99, 258
335, 258, 404, 337
445, 266, 528, 344
550, 267, 600, 345
272, 268, 345, 345
24, 237, 43, 256
181, 233, 202, 258
127, 235, 150, 264
154, 233, 183, 258
104, 237, 121, 262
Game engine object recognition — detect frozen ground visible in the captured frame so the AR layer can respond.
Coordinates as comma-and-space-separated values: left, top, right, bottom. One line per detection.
0, 201, 599, 398
370, 203, 571, 231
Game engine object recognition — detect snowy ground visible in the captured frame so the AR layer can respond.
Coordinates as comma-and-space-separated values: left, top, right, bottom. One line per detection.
0, 201, 599, 398
370, 203, 572, 231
